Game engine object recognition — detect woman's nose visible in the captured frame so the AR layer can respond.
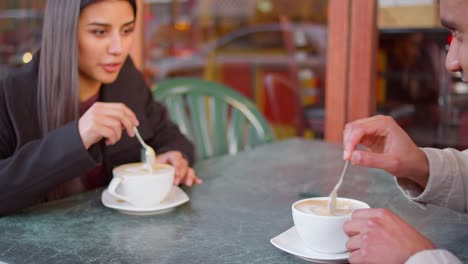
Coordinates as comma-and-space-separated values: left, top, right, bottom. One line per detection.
108, 33, 123, 55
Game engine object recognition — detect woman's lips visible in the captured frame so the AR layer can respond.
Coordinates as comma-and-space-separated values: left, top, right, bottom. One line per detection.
101, 63, 121, 73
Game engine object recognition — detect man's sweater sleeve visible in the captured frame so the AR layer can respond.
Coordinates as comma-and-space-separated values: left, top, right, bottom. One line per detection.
396, 147, 468, 213
406, 249, 462, 264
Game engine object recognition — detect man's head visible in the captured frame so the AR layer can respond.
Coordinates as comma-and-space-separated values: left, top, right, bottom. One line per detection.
440, 0, 468, 81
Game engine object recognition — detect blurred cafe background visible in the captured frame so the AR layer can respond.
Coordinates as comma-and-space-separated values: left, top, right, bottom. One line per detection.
2, 0, 468, 150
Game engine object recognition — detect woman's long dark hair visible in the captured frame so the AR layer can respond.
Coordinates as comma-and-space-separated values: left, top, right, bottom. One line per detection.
37, 0, 137, 135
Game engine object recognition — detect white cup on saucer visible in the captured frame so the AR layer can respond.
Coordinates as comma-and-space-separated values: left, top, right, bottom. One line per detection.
107, 162, 174, 208
292, 197, 370, 254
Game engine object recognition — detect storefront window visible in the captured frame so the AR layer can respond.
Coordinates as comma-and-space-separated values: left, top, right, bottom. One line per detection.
0, 1, 44, 79
143, 0, 329, 139
0, 0, 329, 141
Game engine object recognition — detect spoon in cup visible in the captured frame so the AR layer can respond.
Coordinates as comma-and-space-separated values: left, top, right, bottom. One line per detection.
133, 127, 157, 171
328, 160, 350, 215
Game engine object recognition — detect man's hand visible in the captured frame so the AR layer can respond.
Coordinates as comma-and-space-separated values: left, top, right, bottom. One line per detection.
344, 208, 435, 264
343, 115, 429, 188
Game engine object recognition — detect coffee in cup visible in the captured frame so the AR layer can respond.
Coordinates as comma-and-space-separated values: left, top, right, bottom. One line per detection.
292, 197, 370, 253
107, 162, 174, 208
295, 198, 359, 216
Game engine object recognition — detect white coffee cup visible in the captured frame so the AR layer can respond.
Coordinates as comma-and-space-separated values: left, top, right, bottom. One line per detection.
292, 197, 370, 254
107, 162, 175, 208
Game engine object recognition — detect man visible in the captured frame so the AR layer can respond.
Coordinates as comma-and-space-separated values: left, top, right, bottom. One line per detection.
342, 0, 467, 263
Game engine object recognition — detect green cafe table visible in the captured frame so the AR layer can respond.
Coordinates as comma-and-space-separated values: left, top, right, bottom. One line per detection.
0, 139, 467, 263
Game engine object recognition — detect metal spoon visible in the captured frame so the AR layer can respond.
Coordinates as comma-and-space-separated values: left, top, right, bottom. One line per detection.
328, 160, 350, 215
133, 127, 156, 170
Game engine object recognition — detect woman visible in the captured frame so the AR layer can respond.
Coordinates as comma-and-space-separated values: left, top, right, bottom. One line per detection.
0, 0, 201, 215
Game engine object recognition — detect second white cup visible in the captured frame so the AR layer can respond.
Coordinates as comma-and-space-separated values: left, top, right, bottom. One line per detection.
108, 162, 174, 208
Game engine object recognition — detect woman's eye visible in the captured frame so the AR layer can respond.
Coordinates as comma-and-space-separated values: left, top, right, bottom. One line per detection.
91, 29, 106, 36
122, 27, 135, 35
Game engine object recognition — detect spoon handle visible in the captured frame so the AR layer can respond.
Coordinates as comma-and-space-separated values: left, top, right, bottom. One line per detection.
334, 160, 350, 193
328, 160, 350, 215
133, 127, 157, 168
133, 127, 147, 148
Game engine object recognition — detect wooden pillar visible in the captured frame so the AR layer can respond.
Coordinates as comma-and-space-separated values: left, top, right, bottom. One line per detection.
130, 0, 144, 70
348, 0, 377, 122
325, 0, 377, 143
325, 0, 352, 143
173, 0, 180, 24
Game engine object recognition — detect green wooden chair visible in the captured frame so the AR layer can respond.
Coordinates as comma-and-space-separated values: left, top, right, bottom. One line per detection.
153, 78, 275, 161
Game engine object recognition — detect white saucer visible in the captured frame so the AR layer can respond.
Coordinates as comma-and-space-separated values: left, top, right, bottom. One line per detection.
270, 227, 349, 263
101, 186, 189, 216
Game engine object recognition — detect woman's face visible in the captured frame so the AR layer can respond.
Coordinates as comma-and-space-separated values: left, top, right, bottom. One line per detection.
77, 0, 135, 85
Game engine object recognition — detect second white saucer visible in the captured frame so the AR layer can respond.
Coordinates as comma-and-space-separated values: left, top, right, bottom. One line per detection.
271, 226, 349, 263
101, 185, 189, 216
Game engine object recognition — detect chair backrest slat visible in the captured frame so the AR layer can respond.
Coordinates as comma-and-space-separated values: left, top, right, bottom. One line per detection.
186, 94, 213, 160
247, 125, 259, 148
164, 96, 193, 141
153, 78, 274, 161
228, 109, 246, 155
210, 97, 228, 156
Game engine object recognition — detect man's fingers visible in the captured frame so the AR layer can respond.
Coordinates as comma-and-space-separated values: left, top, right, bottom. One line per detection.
350, 151, 400, 173
345, 234, 362, 252
343, 218, 370, 237
348, 249, 365, 264
343, 123, 376, 159
343, 115, 391, 160
351, 208, 391, 220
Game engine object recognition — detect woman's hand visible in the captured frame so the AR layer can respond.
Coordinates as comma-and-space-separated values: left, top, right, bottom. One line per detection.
344, 208, 435, 264
343, 115, 429, 187
155, 151, 202, 186
78, 102, 139, 149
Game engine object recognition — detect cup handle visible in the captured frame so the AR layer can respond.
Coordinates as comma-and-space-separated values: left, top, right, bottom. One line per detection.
107, 177, 129, 202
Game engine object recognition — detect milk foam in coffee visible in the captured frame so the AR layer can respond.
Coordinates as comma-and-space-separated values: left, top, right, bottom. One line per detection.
114, 163, 171, 177
295, 199, 359, 216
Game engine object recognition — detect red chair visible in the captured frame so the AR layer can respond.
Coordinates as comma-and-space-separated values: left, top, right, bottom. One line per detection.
264, 73, 324, 139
